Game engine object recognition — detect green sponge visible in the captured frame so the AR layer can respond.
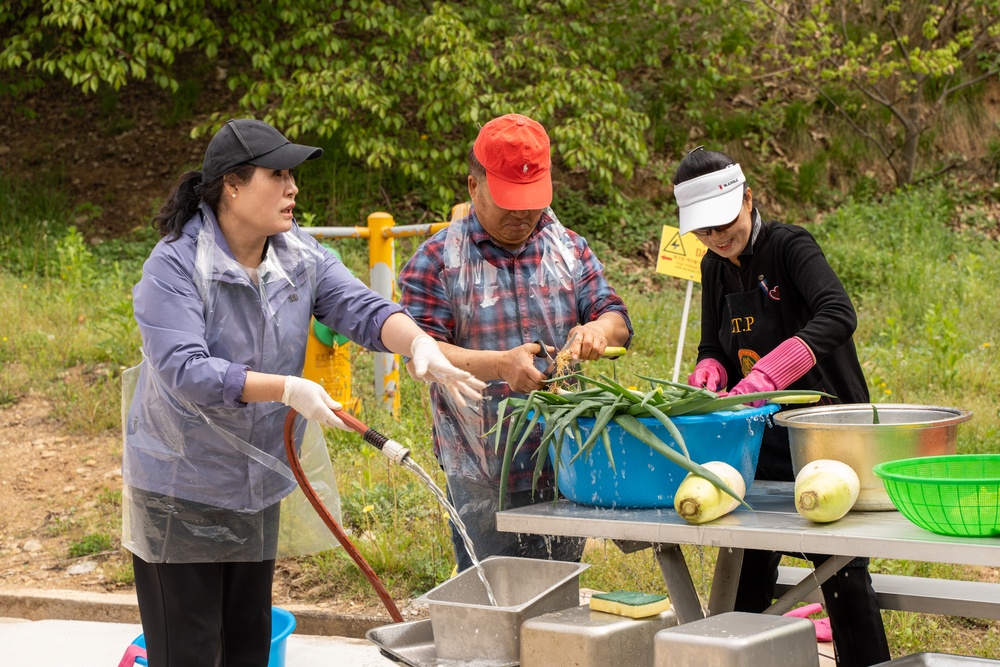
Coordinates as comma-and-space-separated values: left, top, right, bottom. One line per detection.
589, 590, 671, 618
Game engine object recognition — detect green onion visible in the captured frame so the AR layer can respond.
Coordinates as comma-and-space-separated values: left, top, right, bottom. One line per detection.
487, 372, 831, 510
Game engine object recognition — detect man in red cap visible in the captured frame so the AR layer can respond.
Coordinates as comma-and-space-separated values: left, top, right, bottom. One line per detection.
399, 113, 632, 571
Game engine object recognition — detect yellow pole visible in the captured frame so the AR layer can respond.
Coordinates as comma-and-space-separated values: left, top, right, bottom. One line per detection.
367, 211, 400, 417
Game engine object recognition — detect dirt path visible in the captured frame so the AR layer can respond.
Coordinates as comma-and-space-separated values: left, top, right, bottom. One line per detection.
0, 394, 123, 591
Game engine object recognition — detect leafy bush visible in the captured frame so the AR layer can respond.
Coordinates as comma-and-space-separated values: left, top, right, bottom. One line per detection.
553, 185, 665, 257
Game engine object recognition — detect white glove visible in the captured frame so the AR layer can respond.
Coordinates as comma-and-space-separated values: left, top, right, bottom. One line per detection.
410, 334, 487, 408
281, 376, 349, 431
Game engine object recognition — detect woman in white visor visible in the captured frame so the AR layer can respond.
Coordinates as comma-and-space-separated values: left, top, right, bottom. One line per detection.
673, 147, 890, 667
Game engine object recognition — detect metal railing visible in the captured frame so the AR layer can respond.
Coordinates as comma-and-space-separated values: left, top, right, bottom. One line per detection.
302, 204, 468, 416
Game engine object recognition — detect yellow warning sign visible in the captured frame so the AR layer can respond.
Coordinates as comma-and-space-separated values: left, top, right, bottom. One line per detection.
655, 225, 708, 282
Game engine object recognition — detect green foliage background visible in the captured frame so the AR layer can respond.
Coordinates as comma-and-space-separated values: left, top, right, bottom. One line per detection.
4, 1, 999, 218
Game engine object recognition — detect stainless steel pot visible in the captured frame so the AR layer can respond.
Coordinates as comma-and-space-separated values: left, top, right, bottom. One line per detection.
773, 404, 972, 511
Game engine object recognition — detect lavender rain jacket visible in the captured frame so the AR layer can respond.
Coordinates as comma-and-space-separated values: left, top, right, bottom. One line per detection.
122, 203, 404, 562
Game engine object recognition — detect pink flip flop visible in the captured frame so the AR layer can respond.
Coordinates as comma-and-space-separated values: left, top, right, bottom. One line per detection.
784, 602, 833, 642
117, 643, 147, 667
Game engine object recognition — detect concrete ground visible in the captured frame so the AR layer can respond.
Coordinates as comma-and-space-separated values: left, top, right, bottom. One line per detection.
0, 616, 398, 666
0, 587, 836, 666
0, 587, 400, 666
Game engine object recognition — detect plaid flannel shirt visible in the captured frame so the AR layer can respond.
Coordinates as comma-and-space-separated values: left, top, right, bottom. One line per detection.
398, 207, 631, 492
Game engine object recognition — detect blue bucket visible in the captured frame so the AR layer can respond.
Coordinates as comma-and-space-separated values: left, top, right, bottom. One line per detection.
126, 606, 296, 667
268, 607, 297, 667
548, 404, 779, 508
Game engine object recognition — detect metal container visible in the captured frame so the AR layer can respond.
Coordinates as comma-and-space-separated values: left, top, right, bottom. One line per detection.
367, 618, 519, 667
416, 556, 589, 662
774, 404, 972, 510
654, 611, 818, 667
872, 653, 1000, 666
520, 603, 678, 667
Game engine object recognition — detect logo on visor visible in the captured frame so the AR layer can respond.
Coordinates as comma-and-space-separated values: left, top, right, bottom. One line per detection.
720, 178, 739, 190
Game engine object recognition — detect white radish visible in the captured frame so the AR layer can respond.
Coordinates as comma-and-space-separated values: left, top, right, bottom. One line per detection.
795, 459, 861, 523
674, 461, 746, 524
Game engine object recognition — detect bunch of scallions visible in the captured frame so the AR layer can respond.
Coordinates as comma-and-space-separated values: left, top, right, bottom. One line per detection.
490, 372, 830, 509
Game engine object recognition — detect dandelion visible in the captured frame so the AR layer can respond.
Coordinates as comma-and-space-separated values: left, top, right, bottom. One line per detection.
983, 342, 992, 349
362, 504, 375, 514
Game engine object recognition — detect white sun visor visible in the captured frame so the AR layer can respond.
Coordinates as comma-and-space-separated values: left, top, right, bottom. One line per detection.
674, 163, 746, 235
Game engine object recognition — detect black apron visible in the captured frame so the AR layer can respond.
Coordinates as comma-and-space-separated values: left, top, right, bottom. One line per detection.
715, 219, 855, 481
721, 275, 795, 480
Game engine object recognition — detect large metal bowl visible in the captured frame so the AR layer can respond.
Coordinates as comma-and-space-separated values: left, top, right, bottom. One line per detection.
773, 404, 972, 511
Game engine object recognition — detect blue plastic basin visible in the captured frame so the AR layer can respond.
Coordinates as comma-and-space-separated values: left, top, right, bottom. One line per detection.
128, 606, 296, 667
548, 404, 779, 508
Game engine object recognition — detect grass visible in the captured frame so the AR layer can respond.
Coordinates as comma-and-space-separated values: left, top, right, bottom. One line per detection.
2, 174, 999, 657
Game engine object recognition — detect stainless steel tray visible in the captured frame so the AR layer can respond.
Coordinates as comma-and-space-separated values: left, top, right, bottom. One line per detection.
873, 653, 1000, 666
366, 619, 518, 667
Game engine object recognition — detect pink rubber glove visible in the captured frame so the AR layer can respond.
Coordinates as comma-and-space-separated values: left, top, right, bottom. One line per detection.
688, 358, 728, 392
728, 337, 815, 407
726, 369, 776, 407
784, 603, 833, 642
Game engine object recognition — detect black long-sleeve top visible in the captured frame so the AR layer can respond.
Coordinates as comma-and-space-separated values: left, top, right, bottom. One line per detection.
697, 214, 869, 405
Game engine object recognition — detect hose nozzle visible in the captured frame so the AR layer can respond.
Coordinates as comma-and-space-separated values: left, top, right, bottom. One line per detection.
379, 438, 411, 465
358, 426, 410, 465
335, 409, 411, 465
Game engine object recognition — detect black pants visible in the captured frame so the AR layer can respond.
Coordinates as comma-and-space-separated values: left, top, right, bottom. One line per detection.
742, 427, 891, 667
735, 550, 890, 667
132, 555, 276, 667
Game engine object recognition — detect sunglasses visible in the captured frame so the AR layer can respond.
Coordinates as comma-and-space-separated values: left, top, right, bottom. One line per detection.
692, 216, 739, 238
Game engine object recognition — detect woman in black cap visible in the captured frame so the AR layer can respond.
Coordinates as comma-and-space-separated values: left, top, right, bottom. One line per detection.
123, 119, 485, 666
673, 147, 890, 667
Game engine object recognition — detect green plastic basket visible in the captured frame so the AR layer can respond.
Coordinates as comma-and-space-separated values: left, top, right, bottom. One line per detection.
873, 454, 1000, 537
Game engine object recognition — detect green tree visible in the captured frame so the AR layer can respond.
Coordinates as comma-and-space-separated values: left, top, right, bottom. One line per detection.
1, 0, 661, 212
757, 0, 1000, 186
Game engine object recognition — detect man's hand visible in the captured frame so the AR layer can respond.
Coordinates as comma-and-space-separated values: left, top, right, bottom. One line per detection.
498, 342, 551, 394
410, 334, 487, 407
566, 323, 609, 361
281, 376, 349, 430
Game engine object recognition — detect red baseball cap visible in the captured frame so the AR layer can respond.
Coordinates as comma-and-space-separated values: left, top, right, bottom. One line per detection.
473, 114, 552, 210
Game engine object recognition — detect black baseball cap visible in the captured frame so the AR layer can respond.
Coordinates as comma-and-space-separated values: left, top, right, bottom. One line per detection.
201, 119, 323, 182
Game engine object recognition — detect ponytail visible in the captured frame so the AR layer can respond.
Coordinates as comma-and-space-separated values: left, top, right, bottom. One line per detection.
152, 164, 255, 241
153, 171, 205, 241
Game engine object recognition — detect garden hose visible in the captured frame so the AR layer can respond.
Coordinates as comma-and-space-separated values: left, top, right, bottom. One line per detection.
282, 409, 406, 623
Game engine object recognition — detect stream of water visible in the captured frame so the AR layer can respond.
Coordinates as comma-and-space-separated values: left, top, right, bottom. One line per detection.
402, 457, 499, 607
